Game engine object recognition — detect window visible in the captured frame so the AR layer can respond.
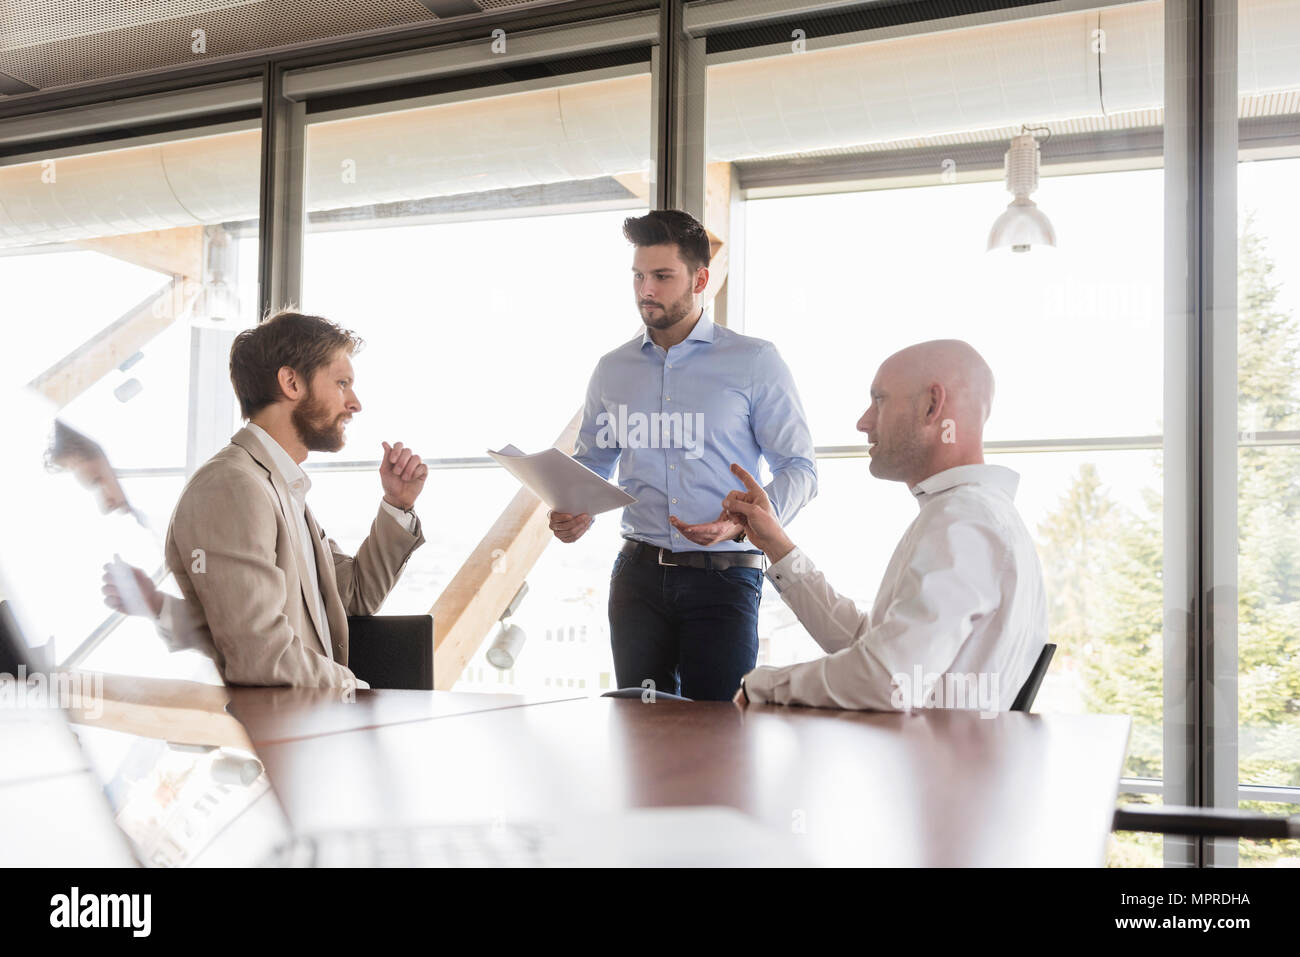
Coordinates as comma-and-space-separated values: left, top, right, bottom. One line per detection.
694, 0, 1300, 866
0, 123, 261, 675
704, 0, 1170, 865
296, 66, 653, 691
1235, 0, 1300, 865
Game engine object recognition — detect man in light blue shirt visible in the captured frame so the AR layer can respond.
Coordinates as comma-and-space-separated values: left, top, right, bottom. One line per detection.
550, 209, 817, 700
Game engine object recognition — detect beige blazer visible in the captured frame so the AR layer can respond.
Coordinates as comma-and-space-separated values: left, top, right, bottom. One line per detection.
164, 427, 425, 687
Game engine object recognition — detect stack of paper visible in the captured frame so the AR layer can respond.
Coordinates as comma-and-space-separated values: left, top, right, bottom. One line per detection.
488, 444, 636, 516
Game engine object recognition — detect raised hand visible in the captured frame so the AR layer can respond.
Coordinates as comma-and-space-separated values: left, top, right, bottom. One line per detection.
720, 463, 795, 561
101, 556, 163, 618
380, 441, 428, 511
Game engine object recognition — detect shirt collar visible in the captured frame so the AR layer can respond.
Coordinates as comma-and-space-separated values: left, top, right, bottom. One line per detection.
910, 463, 1020, 502
640, 307, 715, 349
245, 422, 312, 501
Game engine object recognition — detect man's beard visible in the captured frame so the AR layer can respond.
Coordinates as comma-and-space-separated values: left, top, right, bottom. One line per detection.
868, 423, 927, 482
638, 288, 696, 330
292, 385, 348, 453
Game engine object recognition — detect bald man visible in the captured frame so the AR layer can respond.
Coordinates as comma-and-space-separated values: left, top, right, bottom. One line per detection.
723, 339, 1048, 712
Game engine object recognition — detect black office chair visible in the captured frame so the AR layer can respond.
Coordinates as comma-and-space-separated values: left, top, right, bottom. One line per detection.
346, 615, 434, 690
0, 600, 29, 677
602, 688, 693, 701
1010, 642, 1056, 713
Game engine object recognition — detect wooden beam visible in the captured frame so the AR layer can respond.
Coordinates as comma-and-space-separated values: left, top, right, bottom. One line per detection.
702, 161, 733, 320
431, 411, 583, 689
74, 225, 204, 280
29, 279, 198, 408
613, 170, 652, 205
63, 672, 251, 750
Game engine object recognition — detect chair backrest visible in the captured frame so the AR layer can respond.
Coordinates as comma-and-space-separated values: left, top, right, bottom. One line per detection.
0, 600, 29, 677
346, 615, 434, 690
1009, 643, 1056, 712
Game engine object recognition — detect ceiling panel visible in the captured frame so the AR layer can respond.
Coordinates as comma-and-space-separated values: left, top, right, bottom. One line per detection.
0, 0, 561, 92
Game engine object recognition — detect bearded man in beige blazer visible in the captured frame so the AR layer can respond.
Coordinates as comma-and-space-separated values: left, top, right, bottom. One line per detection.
164, 310, 428, 688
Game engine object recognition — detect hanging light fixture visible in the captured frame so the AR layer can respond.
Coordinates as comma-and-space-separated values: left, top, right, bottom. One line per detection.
987, 128, 1056, 253
487, 581, 529, 670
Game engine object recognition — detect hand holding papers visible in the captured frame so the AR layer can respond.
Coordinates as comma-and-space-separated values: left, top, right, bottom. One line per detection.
488, 444, 636, 517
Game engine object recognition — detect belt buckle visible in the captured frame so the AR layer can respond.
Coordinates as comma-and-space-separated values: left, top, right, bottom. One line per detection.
656, 547, 678, 567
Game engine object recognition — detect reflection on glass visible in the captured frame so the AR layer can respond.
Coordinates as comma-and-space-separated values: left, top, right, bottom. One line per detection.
0, 123, 272, 867
0, 394, 286, 867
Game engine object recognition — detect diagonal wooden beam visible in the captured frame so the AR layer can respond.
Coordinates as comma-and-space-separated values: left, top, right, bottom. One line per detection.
29, 279, 199, 408
431, 410, 583, 689
613, 170, 652, 205
702, 161, 733, 320
74, 225, 204, 280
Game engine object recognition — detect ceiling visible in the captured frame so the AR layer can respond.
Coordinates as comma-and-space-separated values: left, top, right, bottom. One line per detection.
0, 0, 569, 95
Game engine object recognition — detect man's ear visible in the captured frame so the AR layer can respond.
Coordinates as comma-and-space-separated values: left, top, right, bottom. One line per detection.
276, 366, 303, 402
694, 265, 710, 296
925, 383, 946, 425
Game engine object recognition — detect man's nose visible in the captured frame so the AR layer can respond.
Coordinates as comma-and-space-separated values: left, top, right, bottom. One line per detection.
348, 392, 362, 414
857, 408, 873, 433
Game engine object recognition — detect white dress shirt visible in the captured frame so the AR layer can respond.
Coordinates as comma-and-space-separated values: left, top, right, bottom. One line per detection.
744, 464, 1048, 712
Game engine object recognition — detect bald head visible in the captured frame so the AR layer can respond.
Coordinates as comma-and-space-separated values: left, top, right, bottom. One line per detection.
881, 339, 994, 424
858, 339, 994, 485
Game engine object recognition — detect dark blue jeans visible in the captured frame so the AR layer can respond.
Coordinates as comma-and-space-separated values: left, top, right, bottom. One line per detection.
607, 548, 763, 701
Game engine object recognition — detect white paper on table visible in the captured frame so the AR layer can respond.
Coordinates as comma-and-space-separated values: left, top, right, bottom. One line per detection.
487, 444, 636, 516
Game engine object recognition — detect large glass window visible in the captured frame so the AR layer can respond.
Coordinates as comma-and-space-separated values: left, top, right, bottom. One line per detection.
740, 171, 1166, 767
704, 0, 1170, 865
297, 67, 652, 691
1235, 0, 1300, 865
691, 0, 1300, 867
0, 125, 262, 677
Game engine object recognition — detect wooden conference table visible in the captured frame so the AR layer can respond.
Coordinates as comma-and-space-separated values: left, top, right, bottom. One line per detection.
226, 688, 1130, 867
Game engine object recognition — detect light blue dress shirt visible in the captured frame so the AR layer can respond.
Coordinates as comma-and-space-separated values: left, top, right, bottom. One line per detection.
573, 311, 818, 552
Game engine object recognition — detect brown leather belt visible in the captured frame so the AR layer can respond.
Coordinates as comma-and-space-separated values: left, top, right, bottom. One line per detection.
620, 538, 766, 570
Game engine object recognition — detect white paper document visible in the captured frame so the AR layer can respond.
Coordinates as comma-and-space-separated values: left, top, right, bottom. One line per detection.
488, 444, 636, 516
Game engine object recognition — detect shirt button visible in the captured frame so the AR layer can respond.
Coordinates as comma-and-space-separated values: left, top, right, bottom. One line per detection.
669, 464, 676, 470
665, 396, 671, 401
671, 498, 678, 504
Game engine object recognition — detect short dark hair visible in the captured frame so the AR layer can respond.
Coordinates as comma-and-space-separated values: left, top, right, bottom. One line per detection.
622, 209, 712, 273
229, 311, 364, 419
45, 420, 105, 472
